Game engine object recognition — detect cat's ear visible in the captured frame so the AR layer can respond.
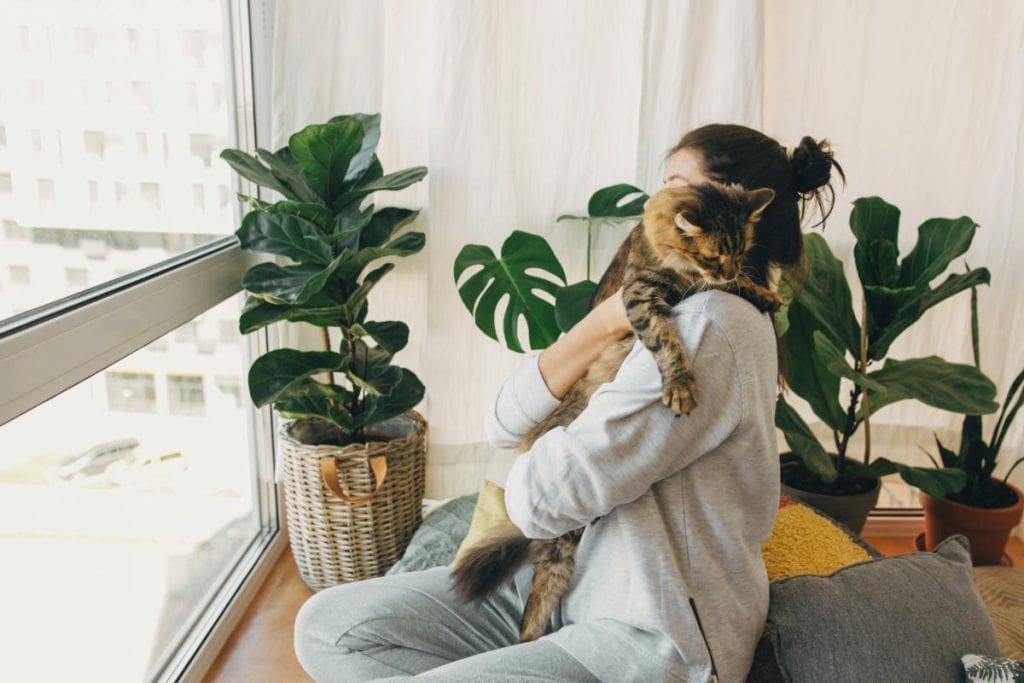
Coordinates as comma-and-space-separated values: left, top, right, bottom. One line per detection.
674, 212, 702, 236
748, 188, 776, 222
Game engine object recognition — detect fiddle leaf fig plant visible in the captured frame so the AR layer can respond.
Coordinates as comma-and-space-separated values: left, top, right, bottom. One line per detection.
454, 184, 647, 352
222, 113, 427, 444
776, 196, 999, 498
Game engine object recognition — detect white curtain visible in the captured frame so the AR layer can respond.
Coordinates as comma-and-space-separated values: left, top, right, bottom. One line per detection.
271, 0, 1024, 534
271, 0, 764, 498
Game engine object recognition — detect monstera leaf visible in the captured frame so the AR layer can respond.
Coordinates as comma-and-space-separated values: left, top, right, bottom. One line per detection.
454, 230, 566, 353
554, 280, 598, 332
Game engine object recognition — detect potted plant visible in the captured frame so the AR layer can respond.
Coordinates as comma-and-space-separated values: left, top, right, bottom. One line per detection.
919, 282, 1024, 564
454, 184, 646, 352
774, 196, 999, 534
221, 113, 429, 589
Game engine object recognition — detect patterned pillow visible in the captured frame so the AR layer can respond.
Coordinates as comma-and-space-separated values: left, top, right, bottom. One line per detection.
961, 654, 1024, 682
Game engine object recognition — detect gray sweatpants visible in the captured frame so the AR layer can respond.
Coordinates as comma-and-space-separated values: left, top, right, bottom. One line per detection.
293, 562, 606, 682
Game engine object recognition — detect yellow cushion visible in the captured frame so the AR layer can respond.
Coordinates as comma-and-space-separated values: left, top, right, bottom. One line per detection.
454, 482, 873, 579
452, 479, 512, 567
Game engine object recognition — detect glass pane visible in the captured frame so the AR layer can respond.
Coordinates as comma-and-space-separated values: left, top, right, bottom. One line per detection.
0, 0, 240, 322
0, 295, 262, 681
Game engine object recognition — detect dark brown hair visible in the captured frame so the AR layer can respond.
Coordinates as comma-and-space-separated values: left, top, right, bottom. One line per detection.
666, 124, 845, 386
666, 123, 845, 286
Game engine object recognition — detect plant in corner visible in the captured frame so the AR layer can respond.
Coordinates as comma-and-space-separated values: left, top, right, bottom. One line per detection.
774, 196, 999, 534
221, 113, 429, 589
919, 282, 1024, 564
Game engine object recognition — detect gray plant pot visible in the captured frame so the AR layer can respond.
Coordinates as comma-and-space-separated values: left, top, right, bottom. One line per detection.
779, 453, 882, 536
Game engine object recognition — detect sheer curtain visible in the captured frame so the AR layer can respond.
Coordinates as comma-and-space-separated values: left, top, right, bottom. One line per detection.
271, 1, 1023, 532
271, 0, 764, 498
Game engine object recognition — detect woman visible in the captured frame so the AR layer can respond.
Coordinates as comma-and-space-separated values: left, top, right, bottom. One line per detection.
293, 124, 843, 682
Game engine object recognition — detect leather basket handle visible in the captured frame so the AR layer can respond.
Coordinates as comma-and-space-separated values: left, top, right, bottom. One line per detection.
319, 455, 388, 505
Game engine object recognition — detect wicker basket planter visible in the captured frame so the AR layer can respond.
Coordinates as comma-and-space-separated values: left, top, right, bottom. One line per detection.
279, 410, 428, 591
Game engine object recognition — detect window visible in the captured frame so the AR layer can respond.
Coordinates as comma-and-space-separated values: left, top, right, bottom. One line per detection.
37, 178, 55, 202
167, 374, 205, 416
0, 2, 280, 681
65, 267, 88, 288
9, 265, 29, 284
106, 371, 157, 413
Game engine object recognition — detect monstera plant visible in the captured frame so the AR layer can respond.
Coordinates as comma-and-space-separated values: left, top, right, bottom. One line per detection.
776, 196, 999, 532
454, 184, 647, 352
221, 113, 427, 445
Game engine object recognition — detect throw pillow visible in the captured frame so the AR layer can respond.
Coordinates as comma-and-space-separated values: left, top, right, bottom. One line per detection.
960, 654, 1024, 683
767, 534, 1003, 683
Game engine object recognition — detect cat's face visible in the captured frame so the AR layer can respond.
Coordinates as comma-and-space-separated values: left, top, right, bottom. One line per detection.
645, 182, 774, 285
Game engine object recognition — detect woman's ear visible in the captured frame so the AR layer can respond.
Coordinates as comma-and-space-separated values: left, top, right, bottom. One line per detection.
748, 188, 776, 222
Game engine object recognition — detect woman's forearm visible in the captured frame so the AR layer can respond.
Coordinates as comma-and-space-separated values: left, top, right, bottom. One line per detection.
537, 291, 630, 399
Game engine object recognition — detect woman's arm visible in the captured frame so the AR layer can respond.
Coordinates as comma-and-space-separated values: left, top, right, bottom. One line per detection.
484, 289, 631, 448
537, 288, 631, 399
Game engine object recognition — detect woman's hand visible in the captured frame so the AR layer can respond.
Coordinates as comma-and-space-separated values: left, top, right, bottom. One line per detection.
537, 287, 632, 400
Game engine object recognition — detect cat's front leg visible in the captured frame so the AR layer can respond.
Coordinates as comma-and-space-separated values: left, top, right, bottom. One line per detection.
623, 273, 698, 416
730, 278, 782, 313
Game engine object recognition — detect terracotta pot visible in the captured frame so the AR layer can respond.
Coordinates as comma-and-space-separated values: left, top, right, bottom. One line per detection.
918, 479, 1024, 566
780, 453, 881, 535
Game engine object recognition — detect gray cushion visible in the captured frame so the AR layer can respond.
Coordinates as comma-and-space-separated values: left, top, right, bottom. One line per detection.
767, 534, 1002, 683
386, 494, 477, 575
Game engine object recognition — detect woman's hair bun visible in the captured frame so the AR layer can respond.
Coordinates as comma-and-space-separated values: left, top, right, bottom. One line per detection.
790, 136, 835, 193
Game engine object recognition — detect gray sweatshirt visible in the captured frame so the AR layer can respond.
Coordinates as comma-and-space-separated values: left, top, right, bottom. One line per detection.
486, 290, 780, 683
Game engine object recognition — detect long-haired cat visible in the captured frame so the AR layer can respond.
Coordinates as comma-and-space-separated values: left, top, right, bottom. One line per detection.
452, 181, 780, 642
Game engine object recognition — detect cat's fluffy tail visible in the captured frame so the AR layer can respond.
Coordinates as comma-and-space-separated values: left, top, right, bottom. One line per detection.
450, 522, 532, 603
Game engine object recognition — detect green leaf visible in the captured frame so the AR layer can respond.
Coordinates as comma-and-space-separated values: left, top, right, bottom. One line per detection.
355, 368, 425, 430
864, 356, 999, 416
276, 395, 354, 432
361, 207, 420, 249
934, 434, 961, 469
360, 321, 410, 354
869, 268, 990, 359
341, 232, 425, 280
238, 293, 350, 334
235, 211, 332, 265
288, 118, 364, 205
850, 196, 900, 288
344, 263, 395, 319
327, 203, 376, 251
775, 395, 837, 482
333, 113, 381, 183
331, 166, 428, 214
781, 301, 846, 431
858, 457, 966, 498
254, 147, 322, 204
220, 149, 293, 198
796, 233, 861, 356
554, 280, 598, 332
453, 230, 566, 353
242, 249, 354, 305
267, 201, 335, 233
248, 349, 346, 406
896, 216, 978, 288
812, 331, 887, 393
237, 193, 271, 211
587, 184, 648, 218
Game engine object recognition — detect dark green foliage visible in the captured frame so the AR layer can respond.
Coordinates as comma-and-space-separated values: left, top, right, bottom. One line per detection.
455, 184, 648, 352
222, 113, 427, 442
777, 197, 997, 496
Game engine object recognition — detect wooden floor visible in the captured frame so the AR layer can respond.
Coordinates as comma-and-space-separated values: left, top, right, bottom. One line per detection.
204, 533, 1024, 682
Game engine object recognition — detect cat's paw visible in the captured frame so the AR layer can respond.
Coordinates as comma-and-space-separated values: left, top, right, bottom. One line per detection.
759, 290, 783, 313
663, 376, 698, 416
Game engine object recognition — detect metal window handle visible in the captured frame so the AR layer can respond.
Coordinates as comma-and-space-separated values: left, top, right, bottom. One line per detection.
319, 455, 388, 505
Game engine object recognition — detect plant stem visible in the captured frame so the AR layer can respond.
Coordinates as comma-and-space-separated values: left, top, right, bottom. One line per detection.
321, 327, 334, 385
861, 298, 871, 466
836, 384, 863, 480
